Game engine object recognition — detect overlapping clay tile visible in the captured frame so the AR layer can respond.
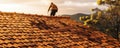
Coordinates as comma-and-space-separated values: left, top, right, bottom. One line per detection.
0, 12, 119, 48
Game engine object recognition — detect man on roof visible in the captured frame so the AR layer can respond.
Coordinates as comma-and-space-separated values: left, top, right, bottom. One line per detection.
48, 2, 58, 16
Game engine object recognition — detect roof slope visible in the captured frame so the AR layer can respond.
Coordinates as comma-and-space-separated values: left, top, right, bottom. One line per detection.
0, 12, 119, 48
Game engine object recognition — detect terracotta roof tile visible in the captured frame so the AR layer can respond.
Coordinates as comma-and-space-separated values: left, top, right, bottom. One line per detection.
0, 12, 119, 48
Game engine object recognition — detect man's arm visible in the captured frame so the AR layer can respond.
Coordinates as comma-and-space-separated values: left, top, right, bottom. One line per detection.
48, 4, 52, 12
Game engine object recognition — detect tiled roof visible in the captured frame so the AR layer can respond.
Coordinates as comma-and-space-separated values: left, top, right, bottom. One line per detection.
0, 12, 119, 48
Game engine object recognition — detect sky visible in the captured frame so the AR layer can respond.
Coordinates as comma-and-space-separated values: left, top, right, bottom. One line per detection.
0, 0, 106, 15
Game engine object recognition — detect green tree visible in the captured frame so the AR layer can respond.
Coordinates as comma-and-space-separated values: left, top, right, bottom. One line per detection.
80, 0, 120, 40
97, 0, 120, 40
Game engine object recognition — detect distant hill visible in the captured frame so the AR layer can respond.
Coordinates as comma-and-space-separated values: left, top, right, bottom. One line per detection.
62, 13, 89, 22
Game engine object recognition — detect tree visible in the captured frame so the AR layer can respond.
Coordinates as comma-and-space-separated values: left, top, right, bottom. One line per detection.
80, 0, 120, 40
97, 0, 120, 40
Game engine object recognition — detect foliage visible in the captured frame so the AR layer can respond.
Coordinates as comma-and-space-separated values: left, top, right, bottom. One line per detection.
80, 0, 120, 39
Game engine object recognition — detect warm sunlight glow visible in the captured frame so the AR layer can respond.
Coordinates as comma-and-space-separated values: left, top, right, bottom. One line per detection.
0, 3, 46, 15
0, 0, 106, 15
63, 1, 97, 7
41, 0, 51, 5
0, 0, 51, 15
0, 4, 21, 11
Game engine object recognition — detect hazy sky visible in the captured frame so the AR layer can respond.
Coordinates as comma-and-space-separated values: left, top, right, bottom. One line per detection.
0, 0, 106, 15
